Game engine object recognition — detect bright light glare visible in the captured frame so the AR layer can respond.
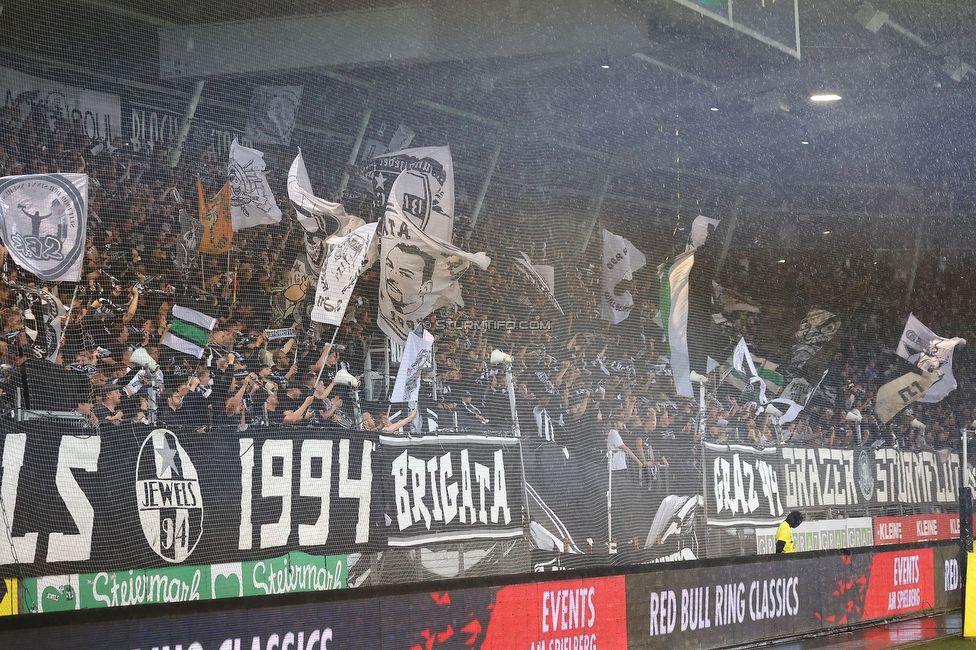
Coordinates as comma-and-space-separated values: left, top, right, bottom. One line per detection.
810, 94, 842, 102
710, 107, 719, 111
601, 64, 610, 69
801, 140, 810, 145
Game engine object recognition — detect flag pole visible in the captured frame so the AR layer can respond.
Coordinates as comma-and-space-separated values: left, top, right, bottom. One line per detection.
464, 142, 502, 239
337, 107, 372, 197
57, 283, 82, 356
169, 80, 205, 168
314, 325, 341, 387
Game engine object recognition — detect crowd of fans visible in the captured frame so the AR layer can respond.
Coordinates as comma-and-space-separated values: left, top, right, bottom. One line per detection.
0, 95, 973, 492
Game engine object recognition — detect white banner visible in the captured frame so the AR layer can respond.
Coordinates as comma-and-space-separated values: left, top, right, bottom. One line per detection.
0, 67, 120, 141
310, 222, 378, 325
896, 313, 966, 403
0, 173, 87, 281
390, 329, 434, 402
245, 85, 302, 145
600, 229, 646, 324
378, 172, 489, 344
361, 146, 455, 243
228, 139, 281, 231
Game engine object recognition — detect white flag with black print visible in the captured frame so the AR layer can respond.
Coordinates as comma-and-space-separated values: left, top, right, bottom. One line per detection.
390, 329, 434, 403
288, 149, 366, 274
895, 313, 966, 403
245, 85, 302, 145
228, 139, 281, 231
360, 145, 455, 243
0, 173, 87, 281
514, 251, 564, 315
378, 172, 490, 344
310, 222, 378, 326
600, 229, 646, 324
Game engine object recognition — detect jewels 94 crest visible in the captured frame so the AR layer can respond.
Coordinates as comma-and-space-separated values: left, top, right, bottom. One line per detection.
135, 428, 204, 563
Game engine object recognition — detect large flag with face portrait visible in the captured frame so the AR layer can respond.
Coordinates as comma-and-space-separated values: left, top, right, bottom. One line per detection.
360, 145, 454, 243
287, 149, 366, 274
228, 138, 281, 231
0, 173, 87, 281
378, 172, 489, 344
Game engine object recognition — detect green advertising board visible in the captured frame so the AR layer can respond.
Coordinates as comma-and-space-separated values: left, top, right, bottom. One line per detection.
22, 552, 348, 614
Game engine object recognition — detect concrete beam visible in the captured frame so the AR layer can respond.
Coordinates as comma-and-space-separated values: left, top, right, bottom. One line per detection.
159, 0, 647, 79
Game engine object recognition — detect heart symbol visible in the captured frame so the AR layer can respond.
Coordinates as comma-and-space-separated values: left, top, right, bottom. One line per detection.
213, 573, 241, 599
40, 584, 77, 612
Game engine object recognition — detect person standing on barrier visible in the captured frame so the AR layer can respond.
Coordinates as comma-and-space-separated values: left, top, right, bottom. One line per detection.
776, 510, 804, 553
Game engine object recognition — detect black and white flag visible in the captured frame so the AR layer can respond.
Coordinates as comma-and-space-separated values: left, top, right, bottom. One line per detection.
174, 208, 204, 271
791, 309, 841, 369
228, 139, 281, 231
390, 329, 434, 403
19, 286, 66, 361
360, 146, 454, 243
378, 172, 489, 344
513, 251, 563, 315
896, 313, 966, 403
310, 222, 378, 326
0, 173, 87, 281
600, 229, 646, 324
245, 85, 302, 145
287, 149, 366, 274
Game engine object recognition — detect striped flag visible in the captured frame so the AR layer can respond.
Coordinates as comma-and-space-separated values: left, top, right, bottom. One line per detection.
162, 305, 217, 358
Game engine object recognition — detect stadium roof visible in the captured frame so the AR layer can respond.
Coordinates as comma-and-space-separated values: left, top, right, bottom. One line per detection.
8, 0, 976, 218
